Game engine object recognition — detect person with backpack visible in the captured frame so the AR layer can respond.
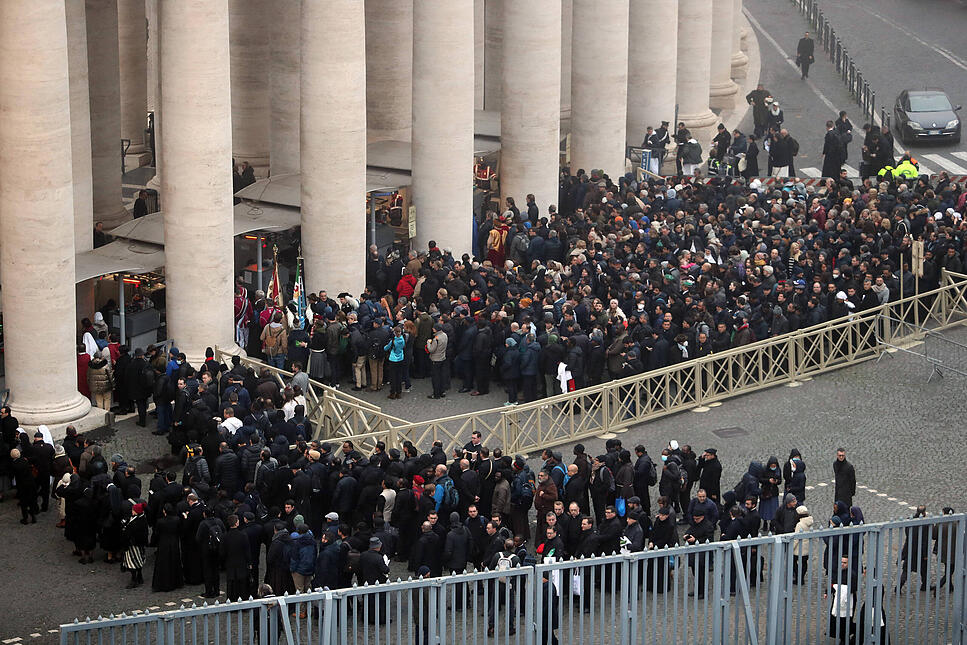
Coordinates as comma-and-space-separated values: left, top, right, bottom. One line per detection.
124, 347, 152, 427
366, 318, 391, 392
195, 507, 226, 598
259, 311, 288, 369
589, 455, 615, 525
487, 538, 521, 637
633, 445, 658, 514
383, 325, 407, 400
431, 464, 459, 517
509, 457, 535, 541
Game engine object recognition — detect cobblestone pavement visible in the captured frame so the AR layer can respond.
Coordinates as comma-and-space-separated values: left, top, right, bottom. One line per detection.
5, 324, 966, 643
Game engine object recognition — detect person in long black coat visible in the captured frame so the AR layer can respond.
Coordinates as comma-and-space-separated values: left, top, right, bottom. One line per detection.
151, 504, 184, 592
358, 538, 390, 624
822, 122, 845, 178
10, 449, 38, 524
264, 522, 295, 595
124, 349, 152, 426
223, 516, 252, 602
72, 487, 100, 563
410, 522, 442, 577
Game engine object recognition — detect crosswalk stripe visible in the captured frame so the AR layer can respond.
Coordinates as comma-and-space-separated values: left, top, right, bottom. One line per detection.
921, 153, 967, 174
844, 164, 859, 176
952, 151, 967, 163
800, 167, 821, 177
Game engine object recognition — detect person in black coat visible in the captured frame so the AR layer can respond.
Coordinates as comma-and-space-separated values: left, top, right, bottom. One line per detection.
410, 521, 443, 576
151, 503, 184, 591
796, 32, 814, 79
632, 446, 656, 514
223, 515, 252, 601
697, 449, 723, 505
264, 522, 295, 595
833, 449, 856, 508
214, 442, 242, 496
822, 121, 845, 178
312, 529, 341, 591
358, 537, 390, 623
196, 508, 227, 598
443, 511, 471, 604
11, 449, 38, 524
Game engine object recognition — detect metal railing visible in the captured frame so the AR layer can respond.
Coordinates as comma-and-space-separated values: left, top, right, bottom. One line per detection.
217, 272, 967, 458
61, 514, 967, 645
791, 0, 877, 122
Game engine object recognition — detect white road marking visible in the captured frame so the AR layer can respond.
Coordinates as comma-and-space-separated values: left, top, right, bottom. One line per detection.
866, 488, 877, 493
951, 151, 967, 164
877, 493, 887, 497
805, 485, 815, 491
844, 164, 860, 177
800, 167, 821, 177
923, 154, 967, 175
3, 638, 23, 644
817, 482, 828, 487
857, 4, 967, 72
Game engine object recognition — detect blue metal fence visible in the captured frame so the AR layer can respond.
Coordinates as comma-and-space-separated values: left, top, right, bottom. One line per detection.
61, 514, 967, 645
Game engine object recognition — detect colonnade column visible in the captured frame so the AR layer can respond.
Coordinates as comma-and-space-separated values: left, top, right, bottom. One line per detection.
365, 0, 413, 142
86, 0, 128, 228
627, 0, 678, 147
0, 0, 92, 424
501, 0, 561, 213
676, 0, 717, 135
301, 0, 367, 295
570, 0, 629, 179
412, 0, 474, 255
709, 0, 739, 109
731, 0, 749, 79
483, 0, 502, 111
474, 0, 485, 110
270, 0, 301, 175
229, 0, 270, 174
145, 0, 162, 190
160, 0, 238, 363
561, 0, 573, 120
67, 0, 96, 320
118, 0, 147, 156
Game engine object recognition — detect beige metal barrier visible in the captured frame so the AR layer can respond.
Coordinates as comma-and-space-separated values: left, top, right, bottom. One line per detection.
218, 272, 967, 456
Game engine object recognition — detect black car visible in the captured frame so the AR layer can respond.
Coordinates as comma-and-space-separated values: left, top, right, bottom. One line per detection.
894, 90, 961, 144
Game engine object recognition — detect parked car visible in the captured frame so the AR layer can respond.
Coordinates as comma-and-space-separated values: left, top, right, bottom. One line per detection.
894, 89, 961, 144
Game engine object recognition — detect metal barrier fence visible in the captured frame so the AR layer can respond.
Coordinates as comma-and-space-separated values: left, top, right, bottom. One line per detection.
790, 0, 876, 122
61, 514, 967, 645
217, 271, 967, 458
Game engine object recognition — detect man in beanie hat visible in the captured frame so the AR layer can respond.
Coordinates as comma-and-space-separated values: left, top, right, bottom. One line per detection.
771, 493, 800, 535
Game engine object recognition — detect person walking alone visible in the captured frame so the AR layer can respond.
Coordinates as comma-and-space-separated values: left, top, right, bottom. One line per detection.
796, 32, 814, 79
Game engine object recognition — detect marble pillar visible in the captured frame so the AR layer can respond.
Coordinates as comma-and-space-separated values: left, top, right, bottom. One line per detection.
270, 0, 301, 174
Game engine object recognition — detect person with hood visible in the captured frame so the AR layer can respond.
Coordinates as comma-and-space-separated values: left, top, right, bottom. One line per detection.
264, 521, 295, 595
783, 449, 806, 503
792, 506, 814, 584
680, 137, 703, 176
658, 449, 683, 514
734, 461, 763, 506
288, 523, 316, 598
823, 514, 849, 575
898, 505, 930, 591
758, 457, 782, 523
500, 337, 521, 406
87, 353, 113, 410
150, 503, 184, 591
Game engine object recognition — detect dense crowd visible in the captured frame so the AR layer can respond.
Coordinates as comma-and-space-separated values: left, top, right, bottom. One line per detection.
1, 407, 957, 641
223, 167, 967, 408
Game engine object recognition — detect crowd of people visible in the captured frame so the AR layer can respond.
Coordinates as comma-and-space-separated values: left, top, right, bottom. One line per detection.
220, 160, 967, 410
1, 406, 956, 642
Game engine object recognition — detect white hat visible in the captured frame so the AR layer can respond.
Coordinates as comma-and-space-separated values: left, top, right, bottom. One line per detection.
669, 440, 680, 450
835, 291, 847, 300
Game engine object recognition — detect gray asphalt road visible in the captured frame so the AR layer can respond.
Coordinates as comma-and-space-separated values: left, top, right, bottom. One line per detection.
744, 0, 967, 176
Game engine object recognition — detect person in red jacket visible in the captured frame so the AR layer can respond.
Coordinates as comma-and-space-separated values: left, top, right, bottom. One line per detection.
396, 271, 417, 299
76, 343, 91, 398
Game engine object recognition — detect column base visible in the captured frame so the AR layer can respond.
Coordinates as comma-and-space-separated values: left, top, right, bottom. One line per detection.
146, 171, 161, 191
679, 108, 718, 132
97, 202, 132, 229
11, 391, 92, 429
710, 81, 739, 110
731, 51, 750, 79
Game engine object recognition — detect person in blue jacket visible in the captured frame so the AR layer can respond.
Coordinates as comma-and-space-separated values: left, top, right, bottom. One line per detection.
383, 325, 407, 400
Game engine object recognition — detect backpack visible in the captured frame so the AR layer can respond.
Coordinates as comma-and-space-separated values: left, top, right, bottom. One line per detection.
345, 547, 361, 575
441, 477, 459, 510
207, 522, 224, 553
141, 366, 156, 391
368, 340, 384, 361
790, 137, 800, 156
518, 475, 535, 508
496, 552, 515, 583
679, 469, 689, 493
263, 325, 283, 349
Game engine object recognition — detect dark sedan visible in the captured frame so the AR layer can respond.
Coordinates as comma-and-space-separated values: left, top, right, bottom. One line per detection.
894, 90, 961, 144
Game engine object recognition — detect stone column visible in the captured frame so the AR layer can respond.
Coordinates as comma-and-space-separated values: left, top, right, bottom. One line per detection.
67, 0, 97, 320
146, 0, 162, 189
570, 0, 629, 179
270, 0, 300, 175
146, 0, 157, 112
709, 0, 739, 109
561, 0, 573, 119
160, 0, 238, 363
731, 0, 749, 78
501, 0, 561, 213
474, 0, 485, 110
229, 0, 270, 174
118, 0, 147, 155
676, 0, 717, 134
86, 0, 129, 228
412, 0, 474, 255
627, 0, 678, 147
0, 0, 92, 425
365, 0, 412, 142
483, 0, 502, 111
301, 0, 366, 295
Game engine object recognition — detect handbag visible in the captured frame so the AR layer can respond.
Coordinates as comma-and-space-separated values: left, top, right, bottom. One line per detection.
571, 572, 582, 596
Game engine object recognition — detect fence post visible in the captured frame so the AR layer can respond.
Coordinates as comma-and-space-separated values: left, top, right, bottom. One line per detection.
786, 335, 798, 383
953, 515, 967, 645
765, 537, 787, 644
711, 546, 726, 644
524, 567, 536, 645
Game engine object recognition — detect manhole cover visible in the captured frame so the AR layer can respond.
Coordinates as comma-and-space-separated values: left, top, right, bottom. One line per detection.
712, 427, 748, 438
